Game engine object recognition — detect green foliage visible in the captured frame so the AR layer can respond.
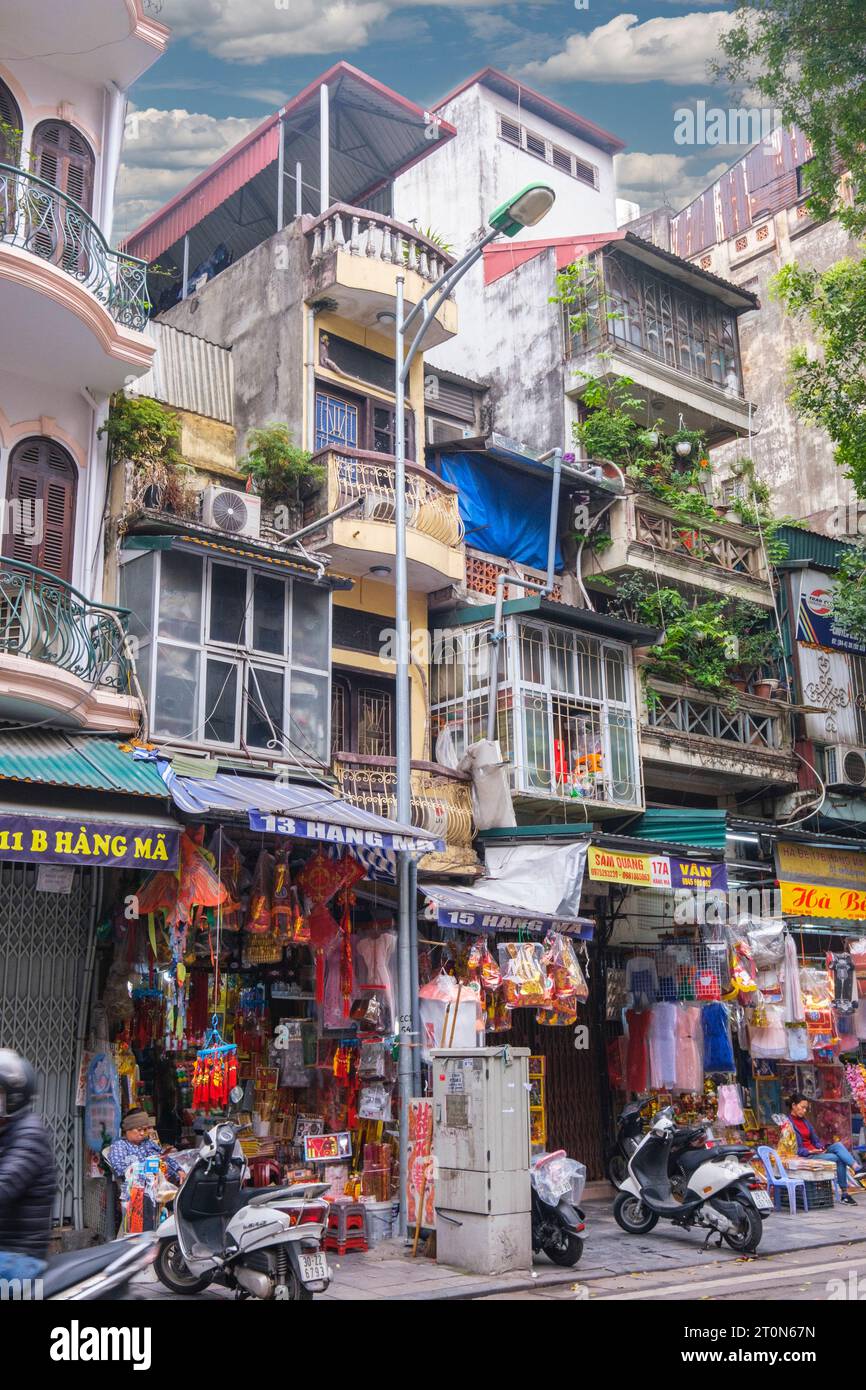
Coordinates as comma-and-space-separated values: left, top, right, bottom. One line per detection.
831, 543, 866, 640
715, 0, 866, 237
0, 118, 23, 163
771, 257, 866, 497
549, 256, 622, 341
722, 456, 803, 564
99, 394, 182, 473
240, 424, 324, 504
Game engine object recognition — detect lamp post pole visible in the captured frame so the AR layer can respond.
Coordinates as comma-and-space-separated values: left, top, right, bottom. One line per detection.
393, 185, 556, 1239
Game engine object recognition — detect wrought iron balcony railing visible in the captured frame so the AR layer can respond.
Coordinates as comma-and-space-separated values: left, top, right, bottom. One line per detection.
333, 753, 475, 854
311, 447, 464, 548
0, 557, 132, 691
0, 163, 149, 330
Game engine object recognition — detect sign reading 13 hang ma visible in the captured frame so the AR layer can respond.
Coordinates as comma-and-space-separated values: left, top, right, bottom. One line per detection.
0, 815, 179, 869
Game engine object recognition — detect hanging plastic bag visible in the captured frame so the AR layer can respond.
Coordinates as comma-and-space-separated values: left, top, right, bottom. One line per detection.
419, 971, 478, 1060
497, 941, 549, 1008
247, 851, 274, 934
716, 1082, 745, 1126
740, 917, 786, 968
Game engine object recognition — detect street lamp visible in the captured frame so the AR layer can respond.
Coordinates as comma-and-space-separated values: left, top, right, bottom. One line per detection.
392, 181, 555, 1236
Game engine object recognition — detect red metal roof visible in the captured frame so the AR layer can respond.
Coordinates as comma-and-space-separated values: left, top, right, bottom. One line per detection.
433, 67, 625, 155
122, 61, 457, 266
483, 232, 624, 284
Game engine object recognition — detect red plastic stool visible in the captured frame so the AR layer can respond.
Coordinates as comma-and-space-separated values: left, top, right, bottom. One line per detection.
324, 1201, 368, 1255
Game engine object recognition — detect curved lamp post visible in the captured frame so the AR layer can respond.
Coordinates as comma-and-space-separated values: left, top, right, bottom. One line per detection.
393, 182, 556, 1237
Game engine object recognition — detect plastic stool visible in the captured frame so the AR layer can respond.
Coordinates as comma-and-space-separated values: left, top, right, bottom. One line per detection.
324, 1200, 369, 1255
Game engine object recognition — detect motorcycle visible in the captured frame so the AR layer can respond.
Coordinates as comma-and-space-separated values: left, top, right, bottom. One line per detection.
155, 1114, 331, 1301
530, 1150, 586, 1267
613, 1106, 771, 1253
40, 1233, 157, 1300
605, 1099, 646, 1187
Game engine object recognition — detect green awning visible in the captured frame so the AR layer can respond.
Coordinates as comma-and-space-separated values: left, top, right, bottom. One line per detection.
629, 809, 728, 850
0, 731, 170, 797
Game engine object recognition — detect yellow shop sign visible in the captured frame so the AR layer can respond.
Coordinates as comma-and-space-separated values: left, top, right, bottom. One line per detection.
779, 880, 866, 920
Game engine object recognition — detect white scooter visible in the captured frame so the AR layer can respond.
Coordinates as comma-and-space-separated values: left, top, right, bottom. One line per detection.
613, 1106, 771, 1253
155, 1109, 331, 1301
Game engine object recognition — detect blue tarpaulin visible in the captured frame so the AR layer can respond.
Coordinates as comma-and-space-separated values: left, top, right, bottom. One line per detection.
433, 452, 562, 571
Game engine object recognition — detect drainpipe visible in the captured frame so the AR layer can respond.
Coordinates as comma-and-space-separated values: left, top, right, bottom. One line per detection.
574, 460, 626, 613
305, 305, 317, 451
486, 447, 562, 742
276, 112, 286, 232
319, 83, 330, 214
72, 866, 103, 1232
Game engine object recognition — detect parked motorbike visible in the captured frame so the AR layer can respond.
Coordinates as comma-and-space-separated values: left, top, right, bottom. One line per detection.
155, 1115, 331, 1300
605, 1100, 647, 1187
613, 1106, 771, 1253
41, 1232, 157, 1300
530, 1150, 586, 1266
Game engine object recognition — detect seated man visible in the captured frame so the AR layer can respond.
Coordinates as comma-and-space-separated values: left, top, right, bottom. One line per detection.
0, 1050, 56, 1284
788, 1091, 864, 1206
106, 1110, 184, 1187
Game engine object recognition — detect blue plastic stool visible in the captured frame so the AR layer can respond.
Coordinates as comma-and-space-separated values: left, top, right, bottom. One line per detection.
757, 1145, 808, 1214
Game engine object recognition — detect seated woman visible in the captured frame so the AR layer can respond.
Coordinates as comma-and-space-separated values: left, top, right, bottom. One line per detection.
787, 1092, 863, 1206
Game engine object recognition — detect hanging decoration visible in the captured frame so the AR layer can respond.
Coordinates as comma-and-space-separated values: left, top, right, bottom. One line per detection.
298, 849, 359, 1003
191, 1016, 238, 1112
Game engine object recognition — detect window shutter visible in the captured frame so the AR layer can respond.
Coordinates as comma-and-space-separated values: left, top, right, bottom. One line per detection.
524, 130, 547, 159
4, 437, 77, 581
574, 156, 599, 189
0, 79, 22, 163
32, 121, 94, 214
498, 115, 521, 145
552, 147, 572, 174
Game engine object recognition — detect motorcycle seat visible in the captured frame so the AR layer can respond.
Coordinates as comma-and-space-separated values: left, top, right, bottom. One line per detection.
678, 1147, 711, 1175
40, 1238, 136, 1298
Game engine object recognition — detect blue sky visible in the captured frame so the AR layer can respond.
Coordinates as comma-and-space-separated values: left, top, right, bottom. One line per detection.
117, 1, 754, 240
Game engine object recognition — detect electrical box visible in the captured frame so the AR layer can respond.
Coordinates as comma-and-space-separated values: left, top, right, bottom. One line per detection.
432, 1046, 531, 1275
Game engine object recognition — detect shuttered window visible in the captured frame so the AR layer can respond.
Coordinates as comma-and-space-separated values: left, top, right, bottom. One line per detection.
31, 121, 94, 213
0, 79, 22, 163
4, 437, 77, 581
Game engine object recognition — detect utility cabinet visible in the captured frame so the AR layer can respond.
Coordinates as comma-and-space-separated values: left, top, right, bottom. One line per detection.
432, 1046, 531, 1275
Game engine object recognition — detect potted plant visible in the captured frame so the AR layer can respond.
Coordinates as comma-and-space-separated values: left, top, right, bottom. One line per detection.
240, 424, 325, 509
99, 393, 195, 514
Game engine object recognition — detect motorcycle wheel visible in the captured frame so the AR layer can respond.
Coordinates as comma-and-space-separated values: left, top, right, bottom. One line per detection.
154, 1239, 216, 1296
283, 1271, 314, 1301
606, 1154, 629, 1189
541, 1229, 584, 1266
722, 1200, 763, 1254
613, 1191, 659, 1235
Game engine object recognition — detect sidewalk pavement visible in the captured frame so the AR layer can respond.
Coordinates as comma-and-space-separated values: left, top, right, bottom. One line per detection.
132, 1193, 866, 1302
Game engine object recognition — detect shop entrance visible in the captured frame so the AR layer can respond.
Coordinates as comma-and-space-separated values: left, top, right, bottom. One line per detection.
0, 861, 92, 1221
509, 1009, 606, 1178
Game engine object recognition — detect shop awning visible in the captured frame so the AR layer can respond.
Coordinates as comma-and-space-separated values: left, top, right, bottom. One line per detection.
0, 731, 170, 797
155, 762, 445, 855
424, 840, 593, 937
628, 809, 728, 851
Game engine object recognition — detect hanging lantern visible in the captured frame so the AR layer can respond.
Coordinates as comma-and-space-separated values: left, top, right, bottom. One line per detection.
675, 439, 692, 457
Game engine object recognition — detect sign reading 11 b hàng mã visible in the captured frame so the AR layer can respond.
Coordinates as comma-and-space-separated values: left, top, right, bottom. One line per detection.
0, 816, 180, 869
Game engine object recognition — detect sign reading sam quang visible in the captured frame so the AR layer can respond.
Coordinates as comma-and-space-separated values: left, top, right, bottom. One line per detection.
0, 815, 179, 869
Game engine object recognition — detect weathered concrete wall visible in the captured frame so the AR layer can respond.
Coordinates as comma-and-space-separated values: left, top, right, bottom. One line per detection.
709, 211, 863, 535
162, 223, 308, 456
394, 81, 616, 399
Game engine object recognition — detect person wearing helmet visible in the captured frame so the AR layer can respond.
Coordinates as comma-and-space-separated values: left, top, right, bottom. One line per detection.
0, 1050, 56, 1283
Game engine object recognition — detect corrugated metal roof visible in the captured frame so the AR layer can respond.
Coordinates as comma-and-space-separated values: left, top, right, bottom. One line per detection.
130, 323, 233, 425
630, 809, 728, 849
0, 732, 170, 797
776, 525, 854, 572
123, 62, 457, 271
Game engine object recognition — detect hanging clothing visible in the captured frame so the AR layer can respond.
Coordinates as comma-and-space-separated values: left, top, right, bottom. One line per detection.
855, 997, 866, 1042
626, 956, 658, 1010
702, 1001, 735, 1072
781, 932, 806, 1025
749, 1004, 788, 1058
829, 953, 857, 1014
674, 1004, 703, 1092
625, 1009, 651, 1094
648, 1001, 678, 1089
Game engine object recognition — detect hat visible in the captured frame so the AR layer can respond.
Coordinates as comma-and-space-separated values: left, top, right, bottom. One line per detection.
122, 1109, 153, 1133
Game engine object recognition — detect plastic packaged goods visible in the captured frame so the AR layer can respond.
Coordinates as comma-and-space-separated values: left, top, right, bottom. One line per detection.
497, 940, 549, 1008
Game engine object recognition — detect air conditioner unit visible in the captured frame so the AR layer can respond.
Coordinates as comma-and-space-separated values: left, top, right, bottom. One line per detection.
201, 485, 261, 539
825, 743, 866, 788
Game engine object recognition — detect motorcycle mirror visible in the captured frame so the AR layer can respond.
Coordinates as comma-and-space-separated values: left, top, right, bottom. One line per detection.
229, 1086, 244, 1106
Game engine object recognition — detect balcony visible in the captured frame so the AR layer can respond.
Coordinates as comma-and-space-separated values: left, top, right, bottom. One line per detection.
2, 0, 169, 87
0, 165, 154, 391
431, 616, 644, 822
641, 679, 798, 789
305, 206, 458, 347
307, 447, 465, 592
566, 248, 754, 444
333, 753, 479, 875
0, 558, 141, 733
584, 492, 774, 606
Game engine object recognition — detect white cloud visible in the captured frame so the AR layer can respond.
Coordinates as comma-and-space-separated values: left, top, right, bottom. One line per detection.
614, 150, 730, 213
115, 108, 261, 241
522, 11, 736, 86
161, 0, 504, 63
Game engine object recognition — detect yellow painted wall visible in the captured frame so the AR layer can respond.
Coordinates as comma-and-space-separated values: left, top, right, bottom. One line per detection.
309, 310, 427, 459
332, 578, 430, 761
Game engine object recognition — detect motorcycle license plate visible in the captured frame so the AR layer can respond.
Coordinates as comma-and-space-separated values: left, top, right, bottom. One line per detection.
299, 1252, 329, 1284
751, 1189, 773, 1211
